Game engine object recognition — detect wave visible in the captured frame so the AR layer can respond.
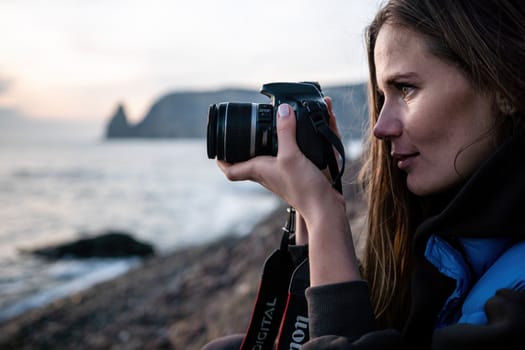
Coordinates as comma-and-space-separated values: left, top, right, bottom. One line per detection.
0, 258, 140, 323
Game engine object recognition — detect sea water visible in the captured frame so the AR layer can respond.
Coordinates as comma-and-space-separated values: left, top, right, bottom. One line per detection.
0, 118, 280, 322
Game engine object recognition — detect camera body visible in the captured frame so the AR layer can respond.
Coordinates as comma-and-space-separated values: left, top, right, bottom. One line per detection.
207, 82, 333, 170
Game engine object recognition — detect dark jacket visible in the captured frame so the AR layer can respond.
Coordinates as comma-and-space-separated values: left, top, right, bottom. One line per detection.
304, 133, 525, 349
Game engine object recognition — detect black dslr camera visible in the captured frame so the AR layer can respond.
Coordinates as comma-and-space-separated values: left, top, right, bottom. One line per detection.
206, 82, 335, 170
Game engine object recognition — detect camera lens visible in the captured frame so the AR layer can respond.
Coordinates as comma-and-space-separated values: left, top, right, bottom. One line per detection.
206, 104, 218, 159
206, 102, 275, 163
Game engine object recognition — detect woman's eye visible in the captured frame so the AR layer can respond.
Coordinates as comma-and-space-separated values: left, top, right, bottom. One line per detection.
396, 84, 415, 99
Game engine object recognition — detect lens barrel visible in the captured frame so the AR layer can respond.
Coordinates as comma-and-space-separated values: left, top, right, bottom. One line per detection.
206, 104, 218, 159
206, 102, 275, 163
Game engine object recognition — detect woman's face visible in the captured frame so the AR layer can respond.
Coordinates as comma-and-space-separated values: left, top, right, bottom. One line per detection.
373, 24, 498, 196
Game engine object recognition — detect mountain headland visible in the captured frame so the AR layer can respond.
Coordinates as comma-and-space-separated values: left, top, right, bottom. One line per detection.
106, 83, 369, 142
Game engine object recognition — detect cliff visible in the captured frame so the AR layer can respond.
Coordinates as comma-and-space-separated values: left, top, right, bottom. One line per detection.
106, 104, 132, 138
105, 83, 368, 141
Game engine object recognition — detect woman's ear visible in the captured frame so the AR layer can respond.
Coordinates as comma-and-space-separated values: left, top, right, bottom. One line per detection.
496, 92, 516, 115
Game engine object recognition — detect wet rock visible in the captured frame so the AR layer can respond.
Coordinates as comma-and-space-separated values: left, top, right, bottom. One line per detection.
29, 231, 155, 259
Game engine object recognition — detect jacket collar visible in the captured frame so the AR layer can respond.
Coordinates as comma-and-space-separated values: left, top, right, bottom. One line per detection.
414, 132, 525, 253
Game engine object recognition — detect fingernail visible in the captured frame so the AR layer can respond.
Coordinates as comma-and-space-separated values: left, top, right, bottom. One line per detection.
278, 104, 290, 118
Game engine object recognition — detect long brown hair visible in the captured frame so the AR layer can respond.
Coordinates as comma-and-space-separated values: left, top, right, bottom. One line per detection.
360, 0, 525, 328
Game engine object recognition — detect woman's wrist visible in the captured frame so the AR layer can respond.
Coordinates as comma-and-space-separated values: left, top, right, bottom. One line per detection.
294, 212, 308, 245
302, 190, 362, 286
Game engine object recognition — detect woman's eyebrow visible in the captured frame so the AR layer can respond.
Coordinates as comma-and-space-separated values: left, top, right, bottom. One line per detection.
376, 72, 419, 92
384, 72, 419, 86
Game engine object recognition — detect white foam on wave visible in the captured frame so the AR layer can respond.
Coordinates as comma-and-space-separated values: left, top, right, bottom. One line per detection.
172, 181, 280, 248
0, 258, 140, 323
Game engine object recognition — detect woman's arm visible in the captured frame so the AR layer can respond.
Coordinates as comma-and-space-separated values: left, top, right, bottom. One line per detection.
217, 102, 361, 286
303, 189, 361, 286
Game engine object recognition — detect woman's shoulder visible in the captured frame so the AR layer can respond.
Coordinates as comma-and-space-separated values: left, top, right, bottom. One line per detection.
459, 240, 525, 324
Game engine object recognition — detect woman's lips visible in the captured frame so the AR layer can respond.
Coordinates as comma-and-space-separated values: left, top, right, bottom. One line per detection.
392, 152, 420, 170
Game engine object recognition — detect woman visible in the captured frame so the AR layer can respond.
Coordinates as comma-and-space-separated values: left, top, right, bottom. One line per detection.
204, 0, 525, 348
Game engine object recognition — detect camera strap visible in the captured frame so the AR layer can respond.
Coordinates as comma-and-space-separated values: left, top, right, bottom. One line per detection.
275, 258, 309, 350
240, 100, 344, 349
240, 207, 310, 350
302, 101, 346, 194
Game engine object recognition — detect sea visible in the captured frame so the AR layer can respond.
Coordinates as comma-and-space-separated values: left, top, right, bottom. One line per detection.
0, 118, 281, 323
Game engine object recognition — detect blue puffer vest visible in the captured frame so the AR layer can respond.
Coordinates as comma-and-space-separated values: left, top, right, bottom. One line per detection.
425, 235, 525, 328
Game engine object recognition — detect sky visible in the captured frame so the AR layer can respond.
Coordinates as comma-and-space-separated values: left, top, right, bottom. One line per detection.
0, 0, 383, 122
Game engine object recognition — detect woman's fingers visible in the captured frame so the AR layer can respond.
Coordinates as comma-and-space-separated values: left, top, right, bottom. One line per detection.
275, 104, 300, 161
217, 103, 300, 182
217, 158, 270, 182
216, 102, 333, 212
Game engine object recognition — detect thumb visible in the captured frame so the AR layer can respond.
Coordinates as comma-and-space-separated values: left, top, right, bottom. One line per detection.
276, 104, 300, 159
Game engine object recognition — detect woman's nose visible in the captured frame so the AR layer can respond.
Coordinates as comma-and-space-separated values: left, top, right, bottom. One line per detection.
373, 106, 402, 140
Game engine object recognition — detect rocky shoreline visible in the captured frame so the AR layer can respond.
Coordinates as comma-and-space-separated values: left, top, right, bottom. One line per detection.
0, 164, 366, 350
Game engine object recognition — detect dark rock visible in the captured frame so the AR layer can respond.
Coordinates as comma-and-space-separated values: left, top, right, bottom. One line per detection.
29, 231, 155, 259
106, 103, 132, 138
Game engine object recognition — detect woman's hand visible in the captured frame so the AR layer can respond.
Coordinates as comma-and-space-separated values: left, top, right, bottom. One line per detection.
217, 98, 361, 286
217, 102, 333, 220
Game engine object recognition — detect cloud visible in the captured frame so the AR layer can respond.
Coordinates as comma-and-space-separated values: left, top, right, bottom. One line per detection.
0, 77, 10, 94
0, 0, 382, 120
